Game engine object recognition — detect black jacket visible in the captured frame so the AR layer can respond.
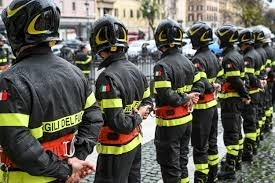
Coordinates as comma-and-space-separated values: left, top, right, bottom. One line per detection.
0, 45, 103, 180
74, 51, 92, 73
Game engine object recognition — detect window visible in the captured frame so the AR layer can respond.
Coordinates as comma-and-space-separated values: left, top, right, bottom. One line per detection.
130, 9, 133, 18
72, 2, 76, 11
59, 1, 64, 12
114, 8, 119, 17
0, 0, 3, 6
137, 10, 140, 19
188, 14, 194, 21
123, 9, 126, 17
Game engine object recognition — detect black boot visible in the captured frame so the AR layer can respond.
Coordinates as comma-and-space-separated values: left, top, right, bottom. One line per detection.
217, 154, 236, 180
207, 165, 218, 183
235, 150, 242, 171
242, 139, 254, 162
194, 171, 207, 183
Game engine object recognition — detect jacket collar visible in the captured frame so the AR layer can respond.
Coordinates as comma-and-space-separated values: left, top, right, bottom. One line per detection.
98, 52, 126, 70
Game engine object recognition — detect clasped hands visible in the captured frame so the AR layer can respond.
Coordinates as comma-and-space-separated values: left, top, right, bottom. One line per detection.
65, 157, 96, 183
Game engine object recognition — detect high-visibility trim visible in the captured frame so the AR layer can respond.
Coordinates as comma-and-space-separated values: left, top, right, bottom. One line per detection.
84, 92, 96, 109
82, 70, 91, 74
0, 113, 29, 127
27, 14, 48, 35
218, 92, 240, 99
199, 71, 207, 78
245, 132, 257, 141
266, 59, 271, 65
75, 56, 92, 64
226, 144, 239, 156
42, 111, 83, 133
180, 177, 190, 183
101, 98, 123, 109
0, 58, 7, 63
238, 138, 244, 150
244, 67, 252, 74
225, 70, 240, 77
193, 99, 217, 110
208, 77, 216, 83
177, 85, 192, 93
208, 154, 219, 166
154, 81, 172, 88
0, 170, 56, 183
255, 70, 260, 76
124, 100, 141, 113
217, 69, 224, 77
143, 87, 150, 99
30, 126, 43, 139
156, 114, 192, 126
249, 88, 260, 94
96, 134, 142, 155
195, 163, 209, 174
260, 65, 265, 71
272, 61, 275, 66
193, 73, 201, 83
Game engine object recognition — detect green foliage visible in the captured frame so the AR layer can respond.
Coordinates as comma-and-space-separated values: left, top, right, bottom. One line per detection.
139, 0, 160, 34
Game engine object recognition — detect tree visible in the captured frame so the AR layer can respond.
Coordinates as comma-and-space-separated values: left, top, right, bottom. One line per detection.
264, 8, 275, 32
232, 0, 267, 27
139, 0, 160, 39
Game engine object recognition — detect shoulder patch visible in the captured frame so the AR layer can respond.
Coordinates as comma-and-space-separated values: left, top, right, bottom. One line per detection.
100, 85, 111, 92
194, 63, 200, 68
154, 70, 162, 77
226, 63, 233, 69
0, 90, 8, 101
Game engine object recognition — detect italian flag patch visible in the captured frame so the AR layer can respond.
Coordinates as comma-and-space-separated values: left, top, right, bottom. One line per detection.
226, 64, 233, 69
0, 90, 8, 101
100, 85, 111, 92
154, 71, 162, 76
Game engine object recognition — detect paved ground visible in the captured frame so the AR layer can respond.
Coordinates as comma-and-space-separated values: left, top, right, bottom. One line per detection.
80, 111, 275, 183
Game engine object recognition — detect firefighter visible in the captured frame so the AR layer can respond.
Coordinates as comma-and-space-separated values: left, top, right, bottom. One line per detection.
0, 0, 104, 182
74, 44, 92, 80
90, 14, 153, 183
153, 18, 204, 183
237, 28, 264, 163
186, 22, 222, 183
252, 28, 268, 144
262, 28, 275, 132
215, 25, 251, 180
0, 35, 10, 73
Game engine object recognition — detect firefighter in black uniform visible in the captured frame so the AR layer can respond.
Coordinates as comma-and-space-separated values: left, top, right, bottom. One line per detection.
215, 25, 251, 180
90, 14, 153, 183
262, 29, 275, 132
0, 0, 104, 182
0, 35, 10, 73
74, 44, 92, 80
186, 22, 222, 183
153, 19, 204, 183
252, 28, 268, 144
237, 28, 263, 163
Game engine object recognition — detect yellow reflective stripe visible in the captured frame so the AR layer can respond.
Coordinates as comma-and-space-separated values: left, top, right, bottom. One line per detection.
208, 77, 216, 83
240, 72, 245, 78
75, 56, 92, 64
180, 177, 190, 183
195, 164, 209, 174
156, 114, 192, 126
217, 69, 224, 77
101, 98, 123, 109
124, 100, 141, 113
208, 154, 219, 165
177, 85, 192, 93
84, 92, 96, 109
0, 113, 29, 127
82, 70, 91, 74
249, 88, 260, 94
255, 70, 260, 76
30, 126, 43, 139
193, 73, 201, 83
245, 67, 255, 73
260, 65, 265, 71
96, 134, 142, 155
200, 71, 207, 78
272, 60, 275, 66
143, 87, 150, 99
154, 81, 172, 88
245, 132, 257, 141
0, 58, 7, 63
225, 70, 240, 77
42, 111, 84, 133
266, 59, 271, 65
0, 170, 56, 183
226, 144, 239, 156
193, 100, 217, 109
218, 92, 240, 99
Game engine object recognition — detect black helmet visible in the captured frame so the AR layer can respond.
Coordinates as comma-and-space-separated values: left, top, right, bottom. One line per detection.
187, 22, 213, 49
238, 29, 254, 45
1, 0, 60, 55
215, 25, 238, 48
154, 18, 184, 50
90, 14, 128, 54
252, 28, 265, 43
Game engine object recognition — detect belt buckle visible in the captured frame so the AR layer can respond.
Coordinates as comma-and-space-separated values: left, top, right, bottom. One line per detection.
62, 135, 75, 158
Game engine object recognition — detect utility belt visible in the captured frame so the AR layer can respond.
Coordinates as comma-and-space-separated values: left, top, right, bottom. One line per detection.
0, 133, 74, 169
197, 93, 215, 103
98, 126, 141, 145
156, 105, 189, 120
221, 82, 235, 93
